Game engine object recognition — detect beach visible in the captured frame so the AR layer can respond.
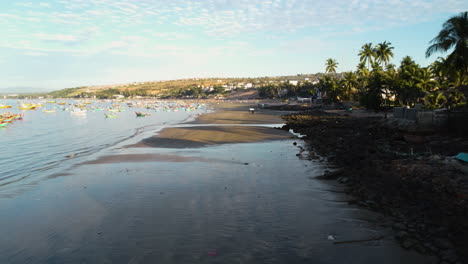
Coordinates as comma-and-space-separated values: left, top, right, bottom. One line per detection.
0, 101, 436, 264
129, 102, 290, 148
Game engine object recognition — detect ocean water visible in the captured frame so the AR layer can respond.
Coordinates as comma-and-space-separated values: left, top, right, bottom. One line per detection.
0, 99, 206, 196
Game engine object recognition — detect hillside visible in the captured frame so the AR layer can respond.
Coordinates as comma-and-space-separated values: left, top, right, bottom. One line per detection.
46, 74, 321, 99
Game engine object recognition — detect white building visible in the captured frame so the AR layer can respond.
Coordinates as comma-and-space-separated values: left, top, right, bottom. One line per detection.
289, 80, 298, 86
245, 83, 253, 89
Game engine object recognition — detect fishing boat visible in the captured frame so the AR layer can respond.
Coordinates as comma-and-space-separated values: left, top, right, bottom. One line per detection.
105, 114, 118, 118
0, 104, 12, 108
70, 109, 86, 115
43, 109, 56, 113
108, 108, 120, 112
135, 112, 146, 117
18, 104, 36, 110
0, 122, 8, 127
57, 102, 66, 105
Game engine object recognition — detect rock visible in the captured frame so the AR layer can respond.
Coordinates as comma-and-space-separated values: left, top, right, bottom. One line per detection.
395, 231, 408, 240
440, 249, 458, 263
413, 243, 427, 254
244, 163, 249, 165
316, 169, 344, 180
401, 239, 414, 249
293, 142, 297, 145
433, 238, 453, 250
393, 222, 406, 230
403, 134, 428, 144
339, 177, 350, 184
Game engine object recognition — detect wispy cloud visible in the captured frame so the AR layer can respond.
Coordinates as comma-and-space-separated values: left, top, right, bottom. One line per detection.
1, 0, 466, 89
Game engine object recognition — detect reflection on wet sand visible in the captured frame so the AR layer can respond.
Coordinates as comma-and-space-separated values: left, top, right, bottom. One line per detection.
80, 153, 245, 165
129, 126, 291, 148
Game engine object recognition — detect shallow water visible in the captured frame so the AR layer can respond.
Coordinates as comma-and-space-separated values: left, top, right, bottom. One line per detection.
0, 99, 205, 196
0, 133, 435, 263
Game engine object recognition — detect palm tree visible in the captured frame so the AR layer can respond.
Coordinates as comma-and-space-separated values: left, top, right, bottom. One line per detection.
342, 72, 358, 100
417, 67, 438, 92
426, 11, 468, 75
358, 43, 376, 70
430, 57, 449, 83
325, 58, 338, 74
375, 41, 394, 67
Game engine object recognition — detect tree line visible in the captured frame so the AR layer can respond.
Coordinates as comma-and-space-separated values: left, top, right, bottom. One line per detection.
258, 11, 468, 111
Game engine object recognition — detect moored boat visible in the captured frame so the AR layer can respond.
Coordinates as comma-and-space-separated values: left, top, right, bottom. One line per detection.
105, 114, 118, 118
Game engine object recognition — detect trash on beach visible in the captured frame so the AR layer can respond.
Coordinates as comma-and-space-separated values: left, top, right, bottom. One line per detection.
327, 235, 335, 240
208, 251, 217, 256
289, 129, 306, 138
455, 153, 468, 163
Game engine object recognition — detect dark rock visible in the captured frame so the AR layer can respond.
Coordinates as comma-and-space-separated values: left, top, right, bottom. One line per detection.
434, 238, 453, 250
395, 231, 408, 240
393, 222, 406, 230
440, 249, 458, 263
402, 239, 414, 249
316, 169, 344, 180
339, 177, 350, 184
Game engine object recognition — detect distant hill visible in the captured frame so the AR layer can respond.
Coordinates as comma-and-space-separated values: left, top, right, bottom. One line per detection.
46, 74, 321, 99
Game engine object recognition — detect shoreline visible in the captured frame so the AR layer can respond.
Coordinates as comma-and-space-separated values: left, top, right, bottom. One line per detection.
282, 109, 468, 263
128, 102, 292, 149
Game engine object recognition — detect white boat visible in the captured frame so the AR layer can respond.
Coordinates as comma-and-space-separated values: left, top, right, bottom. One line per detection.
70, 108, 87, 115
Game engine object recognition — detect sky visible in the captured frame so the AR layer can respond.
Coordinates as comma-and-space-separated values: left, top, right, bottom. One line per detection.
0, 0, 466, 92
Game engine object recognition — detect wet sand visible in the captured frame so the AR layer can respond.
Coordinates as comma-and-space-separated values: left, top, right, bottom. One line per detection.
0, 141, 435, 264
131, 126, 290, 148
191, 102, 285, 124
129, 102, 291, 148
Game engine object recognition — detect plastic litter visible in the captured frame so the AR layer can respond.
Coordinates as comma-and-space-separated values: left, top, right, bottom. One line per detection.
327, 235, 335, 240
455, 153, 468, 163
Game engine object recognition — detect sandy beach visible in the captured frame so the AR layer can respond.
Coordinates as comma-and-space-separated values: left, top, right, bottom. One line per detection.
129, 102, 292, 148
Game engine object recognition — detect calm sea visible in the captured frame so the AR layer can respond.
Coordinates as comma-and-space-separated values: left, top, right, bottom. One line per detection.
0, 99, 206, 196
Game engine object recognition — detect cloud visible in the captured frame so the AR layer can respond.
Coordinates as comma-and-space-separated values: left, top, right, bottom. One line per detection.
33, 33, 79, 42
24, 51, 47, 56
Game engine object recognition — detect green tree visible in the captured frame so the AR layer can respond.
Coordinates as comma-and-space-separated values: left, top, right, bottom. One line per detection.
320, 75, 341, 102
358, 43, 376, 70
397, 56, 425, 106
341, 72, 358, 100
426, 11, 468, 76
375, 41, 394, 67
325, 58, 338, 74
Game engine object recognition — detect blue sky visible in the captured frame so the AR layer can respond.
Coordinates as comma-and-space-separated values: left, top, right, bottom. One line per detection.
0, 0, 466, 91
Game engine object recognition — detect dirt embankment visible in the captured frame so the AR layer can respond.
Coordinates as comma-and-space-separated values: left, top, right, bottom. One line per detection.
282, 110, 468, 264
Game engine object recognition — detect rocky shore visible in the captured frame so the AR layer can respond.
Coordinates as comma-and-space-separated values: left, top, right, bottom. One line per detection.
282, 110, 468, 264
